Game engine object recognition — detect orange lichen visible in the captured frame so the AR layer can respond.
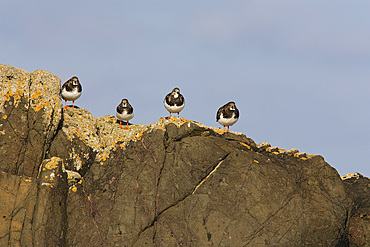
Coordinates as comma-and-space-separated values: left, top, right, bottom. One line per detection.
239, 142, 250, 149
42, 183, 54, 188
136, 129, 146, 140
3, 115, 7, 119
34, 104, 43, 112
45, 158, 59, 169
215, 129, 225, 134
253, 160, 259, 163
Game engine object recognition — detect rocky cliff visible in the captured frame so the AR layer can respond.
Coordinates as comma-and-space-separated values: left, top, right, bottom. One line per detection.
0, 64, 369, 246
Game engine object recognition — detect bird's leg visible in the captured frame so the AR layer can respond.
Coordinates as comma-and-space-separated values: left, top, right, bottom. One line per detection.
119, 121, 123, 129
64, 100, 68, 109
72, 101, 75, 108
223, 126, 226, 131
126, 121, 129, 129
227, 126, 230, 132
177, 113, 180, 118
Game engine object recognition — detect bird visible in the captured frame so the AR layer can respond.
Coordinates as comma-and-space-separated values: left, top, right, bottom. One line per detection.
61, 76, 82, 109
216, 101, 239, 132
116, 99, 134, 129
164, 87, 185, 118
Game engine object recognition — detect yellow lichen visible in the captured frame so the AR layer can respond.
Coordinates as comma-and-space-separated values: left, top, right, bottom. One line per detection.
253, 160, 259, 163
239, 142, 250, 149
45, 160, 58, 170
41, 183, 54, 188
34, 104, 43, 112
2, 115, 7, 119
215, 129, 225, 134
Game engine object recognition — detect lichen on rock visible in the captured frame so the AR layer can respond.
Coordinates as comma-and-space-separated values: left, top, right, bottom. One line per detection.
0, 64, 368, 246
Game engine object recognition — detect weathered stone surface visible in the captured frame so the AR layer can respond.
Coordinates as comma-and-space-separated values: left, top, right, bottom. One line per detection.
0, 65, 62, 177
63, 121, 350, 246
343, 174, 370, 247
0, 65, 30, 175
0, 157, 67, 246
0, 64, 368, 246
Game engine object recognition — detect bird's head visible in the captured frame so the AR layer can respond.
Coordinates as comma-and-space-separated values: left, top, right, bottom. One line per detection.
71, 76, 79, 86
227, 101, 236, 111
121, 99, 129, 107
172, 87, 180, 98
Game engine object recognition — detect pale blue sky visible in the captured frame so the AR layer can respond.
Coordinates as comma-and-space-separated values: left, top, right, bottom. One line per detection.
1, 1, 369, 176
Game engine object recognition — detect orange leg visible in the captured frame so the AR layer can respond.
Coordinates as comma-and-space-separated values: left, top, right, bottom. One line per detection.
119, 121, 123, 129
72, 101, 75, 108
126, 121, 129, 129
227, 126, 230, 132
177, 113, 180, 118
64, 100, 68, 109
223, 126, 226, 131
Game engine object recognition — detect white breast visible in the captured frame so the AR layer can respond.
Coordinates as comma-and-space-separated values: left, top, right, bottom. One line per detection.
61, 87, 81, 101
164, 101, 185, 113
116, 111, 134, 121
218, 113, 238, 126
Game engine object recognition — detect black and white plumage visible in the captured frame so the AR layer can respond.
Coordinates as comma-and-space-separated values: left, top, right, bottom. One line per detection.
116, 99, 134, 129
216, 102, 239, 132
61, 76, 82, 108
164, 87, 185, 118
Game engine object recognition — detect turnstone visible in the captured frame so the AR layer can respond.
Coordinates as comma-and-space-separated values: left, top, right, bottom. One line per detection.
61, 76, 82, 108
164, 87, 185, 118
116, 99, 134, 129
216, 101, 239, 132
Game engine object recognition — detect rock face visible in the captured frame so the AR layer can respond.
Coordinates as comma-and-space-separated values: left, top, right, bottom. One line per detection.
0, 64, 368, 246
342, 174, 370, 247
